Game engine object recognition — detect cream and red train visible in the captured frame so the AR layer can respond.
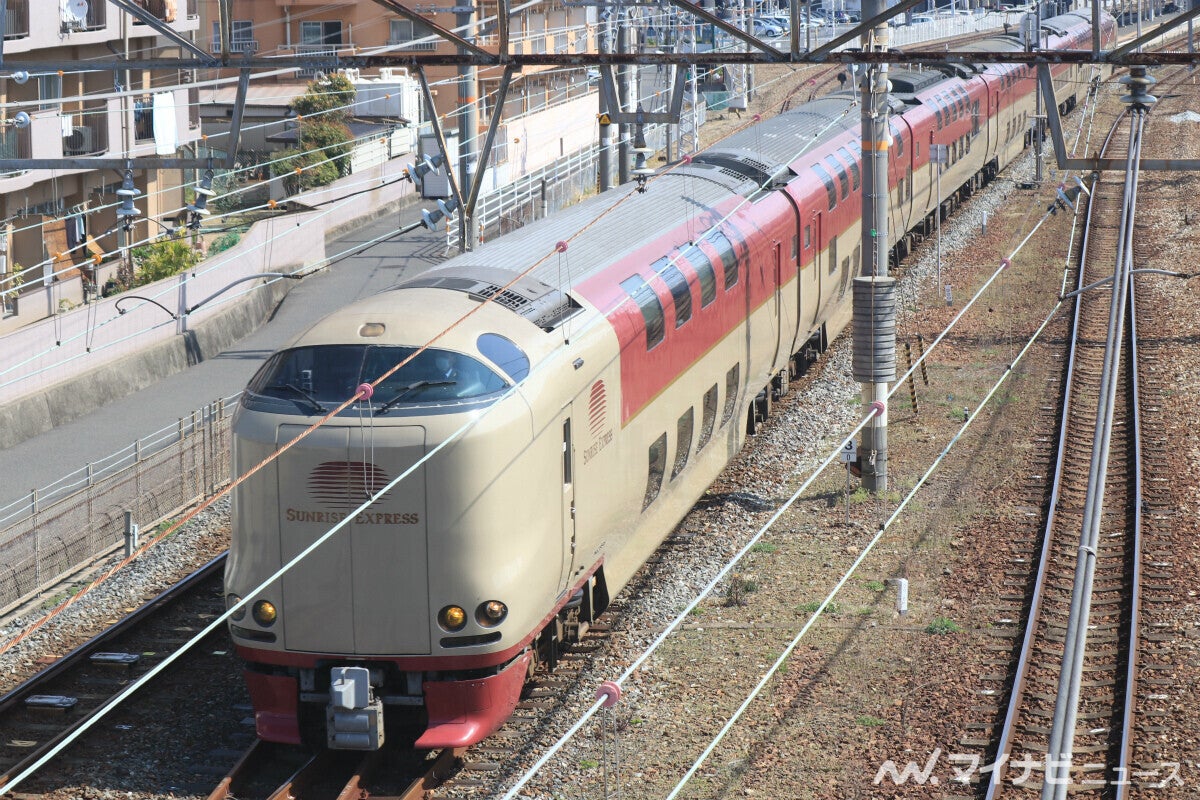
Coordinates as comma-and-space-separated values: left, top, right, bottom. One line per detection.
225, 12, 1113, 751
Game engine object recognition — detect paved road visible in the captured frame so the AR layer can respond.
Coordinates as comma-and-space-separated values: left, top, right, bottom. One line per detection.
0, 205, 450, 510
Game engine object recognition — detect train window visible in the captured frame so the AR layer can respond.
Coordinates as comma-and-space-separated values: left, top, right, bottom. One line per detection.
906, 166, 913, 200
791, 234, 798, 261
679, 246, 717, 307
698, 384, 718, 451
804, 225, 811, 250
847, 140, 862, 157
563, 419, 573, 486
828, 235, 837, 276
933, 100, 943, 130
853, 244, 861, 274
838, 147, 860, 191
889, 122, 903, 158
661, 263, 693, 328
811, 163, 837, 211
672, 408, 693, 479
643, 432, 667, 509
721, 364, 740, 426
246, 344, 509, 414
825, 155, 849, 201
620, 275, 665, 350
477, 333, 529, 383
710, 230, 739, 290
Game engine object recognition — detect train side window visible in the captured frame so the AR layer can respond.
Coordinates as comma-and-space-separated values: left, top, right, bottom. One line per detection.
698, 384, 718, 451
672, 408, 694, 479
828, 235, 838, 276
838, 147, 860, 191
811, 163, 837, 211
825, 155, 849, 201
721, 364, 740, 426
906, 166, 913, 199
643, 432, 667, 509
562, 419, 572, 486
661, 264, 693, 328
681, 245, 717, 308
889, 122, 904, 158
853, 243, 861, 274
791, 234, 798, 261
804, 225, 811, 249
620, 275, 665, 350
711, 231, 738, 290
847, 139, 862, 158
933, 98, 943, 129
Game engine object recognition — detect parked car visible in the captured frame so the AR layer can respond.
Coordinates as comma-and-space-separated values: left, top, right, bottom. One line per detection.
760, 14, 792, 33
753, 18, 785, 36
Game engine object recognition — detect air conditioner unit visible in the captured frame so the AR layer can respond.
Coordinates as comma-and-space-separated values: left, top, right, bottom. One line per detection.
63, 126, 94, 156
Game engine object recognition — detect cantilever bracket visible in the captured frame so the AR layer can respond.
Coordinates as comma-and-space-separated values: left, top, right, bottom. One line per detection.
1036, 64, 1200, 171
597, 66, 686, 125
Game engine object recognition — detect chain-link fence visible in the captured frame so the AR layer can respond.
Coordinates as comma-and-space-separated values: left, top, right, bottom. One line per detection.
0, 396, 237, 615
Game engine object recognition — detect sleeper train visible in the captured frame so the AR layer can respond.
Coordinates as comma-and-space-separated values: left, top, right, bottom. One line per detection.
225, 12, 1114, 751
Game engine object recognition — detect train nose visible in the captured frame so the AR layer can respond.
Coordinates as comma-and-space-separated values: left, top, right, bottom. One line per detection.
275, 423, 431, 655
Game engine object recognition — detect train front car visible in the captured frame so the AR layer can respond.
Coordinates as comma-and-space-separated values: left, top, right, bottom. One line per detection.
225, 273, 600, 750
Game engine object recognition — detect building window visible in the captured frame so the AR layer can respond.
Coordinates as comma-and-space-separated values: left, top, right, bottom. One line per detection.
390, 19, 435, 50
698, 384, 718, 451
644, 433, 667, 509
39, 74, 62, 111
672, 408, 693, 479
620, 275, 665, 350
301, 20, 343, 45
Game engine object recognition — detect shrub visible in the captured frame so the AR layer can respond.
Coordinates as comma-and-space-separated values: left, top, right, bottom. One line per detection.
131, 239, 201, 286
209, 231, 243, 255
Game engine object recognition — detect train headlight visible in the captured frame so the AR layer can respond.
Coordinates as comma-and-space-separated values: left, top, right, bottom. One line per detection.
226, 593, 245, 621
438, 605, 467, 632
252, 600, 278, 627
476, 600, 508, 627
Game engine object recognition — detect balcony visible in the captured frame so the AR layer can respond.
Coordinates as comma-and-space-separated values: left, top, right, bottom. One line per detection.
131, 0, 179, 24
61, 0, 106, 32
134, 96, 155, 142
62, 105, 111, 156
4, 0, 29, 40
387, 37, 437, 51
294, 43, 354, 77
210, 38, 259, 54
0, 126, 31, 179
186, 0, 198, 19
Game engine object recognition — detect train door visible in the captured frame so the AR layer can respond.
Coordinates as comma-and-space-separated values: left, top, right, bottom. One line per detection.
559, 412, 577, 587
770, 241, 783, 368
810, 211, 824, 326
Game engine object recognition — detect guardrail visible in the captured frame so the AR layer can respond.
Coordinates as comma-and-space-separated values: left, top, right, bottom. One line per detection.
0, 394, 239, 616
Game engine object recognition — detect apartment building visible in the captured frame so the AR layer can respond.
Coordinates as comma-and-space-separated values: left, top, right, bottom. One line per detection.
198, 0, 600, 186
0, 0, 203, 317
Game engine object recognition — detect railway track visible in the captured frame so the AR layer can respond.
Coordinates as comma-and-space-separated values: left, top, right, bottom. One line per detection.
205, 739, 463, 800
0, 555, 226, 789
965, 64, 1196, 799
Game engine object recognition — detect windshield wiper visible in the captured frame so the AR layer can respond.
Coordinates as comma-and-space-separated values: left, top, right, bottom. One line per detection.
375, 380, 456, 414
270, 383, 325, 414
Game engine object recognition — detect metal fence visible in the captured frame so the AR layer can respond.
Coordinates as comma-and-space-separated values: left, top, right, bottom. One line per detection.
0, 395, 238, 615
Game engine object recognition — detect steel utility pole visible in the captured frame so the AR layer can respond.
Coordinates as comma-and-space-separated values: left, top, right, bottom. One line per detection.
617, 4, 631, 186
599, 10, 613, 191
456, 1, 479, 250
854, 0, 896, 493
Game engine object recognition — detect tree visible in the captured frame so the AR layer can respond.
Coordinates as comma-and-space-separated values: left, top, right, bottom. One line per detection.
273, 74, 357, 193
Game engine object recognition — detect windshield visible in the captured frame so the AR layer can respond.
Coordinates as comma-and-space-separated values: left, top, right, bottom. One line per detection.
246, 345, 509, 414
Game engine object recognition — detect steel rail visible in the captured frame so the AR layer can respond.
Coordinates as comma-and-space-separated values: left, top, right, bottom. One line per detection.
981, 112, 1124, 799
0, 554, 226, 785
